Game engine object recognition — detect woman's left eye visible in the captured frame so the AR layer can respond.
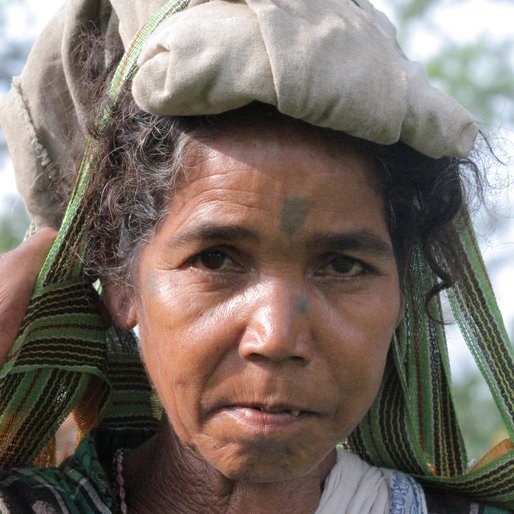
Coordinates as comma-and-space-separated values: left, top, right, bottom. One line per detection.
317, 255, 366, 278
188, 248, 239, 272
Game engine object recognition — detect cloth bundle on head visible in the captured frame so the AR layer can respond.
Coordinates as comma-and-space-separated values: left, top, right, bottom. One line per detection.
1, 0, 478, 228
1, 0, 514, 509
132, 0, 477, 158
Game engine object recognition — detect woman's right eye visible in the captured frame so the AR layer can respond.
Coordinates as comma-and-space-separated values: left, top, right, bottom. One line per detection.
188, 248, 239, 272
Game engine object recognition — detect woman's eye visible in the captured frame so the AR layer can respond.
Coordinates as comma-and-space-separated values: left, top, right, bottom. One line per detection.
190, 249, 237, 271
319, 255, 366, 277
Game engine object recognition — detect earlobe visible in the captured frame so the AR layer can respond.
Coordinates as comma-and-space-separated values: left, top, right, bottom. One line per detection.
102, 281, 138, 329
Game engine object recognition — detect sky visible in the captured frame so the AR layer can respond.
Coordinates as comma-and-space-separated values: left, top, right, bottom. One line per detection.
1, 0, 514, 378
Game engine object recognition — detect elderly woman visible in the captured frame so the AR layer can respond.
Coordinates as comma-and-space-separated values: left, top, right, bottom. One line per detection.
1, 0, 514, 513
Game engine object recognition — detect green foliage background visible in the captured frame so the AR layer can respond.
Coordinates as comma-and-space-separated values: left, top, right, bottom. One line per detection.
0, 0, 30, 251
1, 0, 513, 463
383, 0, 514, 126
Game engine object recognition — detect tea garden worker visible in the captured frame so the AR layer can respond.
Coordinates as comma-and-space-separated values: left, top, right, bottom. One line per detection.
0, 1, 514, 513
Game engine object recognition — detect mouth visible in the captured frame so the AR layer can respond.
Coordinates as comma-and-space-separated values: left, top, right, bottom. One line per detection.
212, 403, 318, 430
242, 405, 302, 417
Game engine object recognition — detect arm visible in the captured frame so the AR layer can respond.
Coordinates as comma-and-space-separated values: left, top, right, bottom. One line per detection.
0, 228, 56, 366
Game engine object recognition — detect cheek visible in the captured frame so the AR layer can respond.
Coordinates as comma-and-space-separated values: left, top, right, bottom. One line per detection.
135, 267, 400, 470
136, 270, 245, 443
320, 282, 400, 434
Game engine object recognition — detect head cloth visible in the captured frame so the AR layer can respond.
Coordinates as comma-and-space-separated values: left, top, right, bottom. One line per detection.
1, 0, 477, 228
1, 0, 514, 508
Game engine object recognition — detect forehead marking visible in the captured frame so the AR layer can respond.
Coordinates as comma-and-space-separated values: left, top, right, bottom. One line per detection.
280, 197, 310, 237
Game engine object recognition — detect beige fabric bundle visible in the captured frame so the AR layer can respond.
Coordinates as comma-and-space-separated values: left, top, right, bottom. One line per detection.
0, 0, 119, 227
0, 0, 478, 228
133, 0, 477, 159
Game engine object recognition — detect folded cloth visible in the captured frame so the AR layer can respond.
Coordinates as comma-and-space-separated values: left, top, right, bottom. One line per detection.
0, 0, 477, 228
132, 0, 478, 159
0, 0, 119, 228
315, 448, 428, 514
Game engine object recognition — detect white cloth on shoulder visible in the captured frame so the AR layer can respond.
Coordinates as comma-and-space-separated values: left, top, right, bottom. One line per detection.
316, 448, 428, 514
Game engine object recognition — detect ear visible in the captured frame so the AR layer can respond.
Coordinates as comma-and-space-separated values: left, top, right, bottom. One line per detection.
102, 281, 138, 329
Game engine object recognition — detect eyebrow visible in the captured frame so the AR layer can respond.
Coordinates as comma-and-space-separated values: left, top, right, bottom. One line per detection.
308, 231, 394, 258
165, 224, 393, 258
165, 224, 260, 248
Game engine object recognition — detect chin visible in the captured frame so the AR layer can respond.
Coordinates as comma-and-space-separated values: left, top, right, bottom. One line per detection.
198, 436, 329, 483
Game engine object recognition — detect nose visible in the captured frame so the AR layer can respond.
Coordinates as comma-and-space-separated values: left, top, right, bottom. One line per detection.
238, 279, 313, 365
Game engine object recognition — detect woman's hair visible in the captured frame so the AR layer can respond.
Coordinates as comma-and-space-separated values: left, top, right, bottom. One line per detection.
76, 30, 483, 311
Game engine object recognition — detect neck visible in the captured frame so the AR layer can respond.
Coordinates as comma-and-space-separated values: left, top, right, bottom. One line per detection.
123, 418, 336, 514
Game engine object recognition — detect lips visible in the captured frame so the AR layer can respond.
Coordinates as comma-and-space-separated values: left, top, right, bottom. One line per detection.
239, 406, 303, 418
210, 402, 317, 424
246, 405, 301, 417
217, 401, 312, 415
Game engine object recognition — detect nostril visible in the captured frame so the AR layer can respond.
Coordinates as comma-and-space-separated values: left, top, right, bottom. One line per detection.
242, 351, 309, 365
238, 338, 312, 364
243, 352, 269, 363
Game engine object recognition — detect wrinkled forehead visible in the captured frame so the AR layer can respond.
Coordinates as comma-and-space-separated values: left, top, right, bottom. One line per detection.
180, 106, 383, 194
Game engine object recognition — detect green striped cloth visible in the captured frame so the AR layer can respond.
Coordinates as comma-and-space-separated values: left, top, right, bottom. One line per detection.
0, 425, 509, 513
0, 0, 189, 467
347, 212, 514, 507
1, 0, 514, 509
0, 426, 155, 513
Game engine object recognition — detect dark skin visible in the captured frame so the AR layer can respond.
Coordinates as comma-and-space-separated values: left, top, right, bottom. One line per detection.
123, 417, 336, 514
107, 120, 402, 513
0, 119, 401, 514
0, 225, 333, 514
280, 197, 310, 238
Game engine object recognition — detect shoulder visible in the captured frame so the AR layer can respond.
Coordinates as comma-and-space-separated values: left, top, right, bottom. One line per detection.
0, 425, 155, 513
0, 450, 112, 513
0, 429, 113, 513
0, 466, 71, 513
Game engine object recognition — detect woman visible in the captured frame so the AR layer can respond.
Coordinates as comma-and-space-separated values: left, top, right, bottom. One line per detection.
1, 0, 513, 513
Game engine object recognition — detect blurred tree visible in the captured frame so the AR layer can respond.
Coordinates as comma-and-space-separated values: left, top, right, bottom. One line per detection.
0, 1, 30, 90
0, 0, 31, 251
425, 38, 514, 126
452, 364, 509, 462
382, 0, 514, 127
0, 0, 31, 154
0, 196, 29, 251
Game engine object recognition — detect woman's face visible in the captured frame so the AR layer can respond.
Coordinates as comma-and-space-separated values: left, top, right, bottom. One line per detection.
128, 121, 402, 482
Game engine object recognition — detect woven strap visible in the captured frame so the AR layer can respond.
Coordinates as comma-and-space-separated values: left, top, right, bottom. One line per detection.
2, 0, 514, 508
347, 208, 514, 507
0, 0, 190, 467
